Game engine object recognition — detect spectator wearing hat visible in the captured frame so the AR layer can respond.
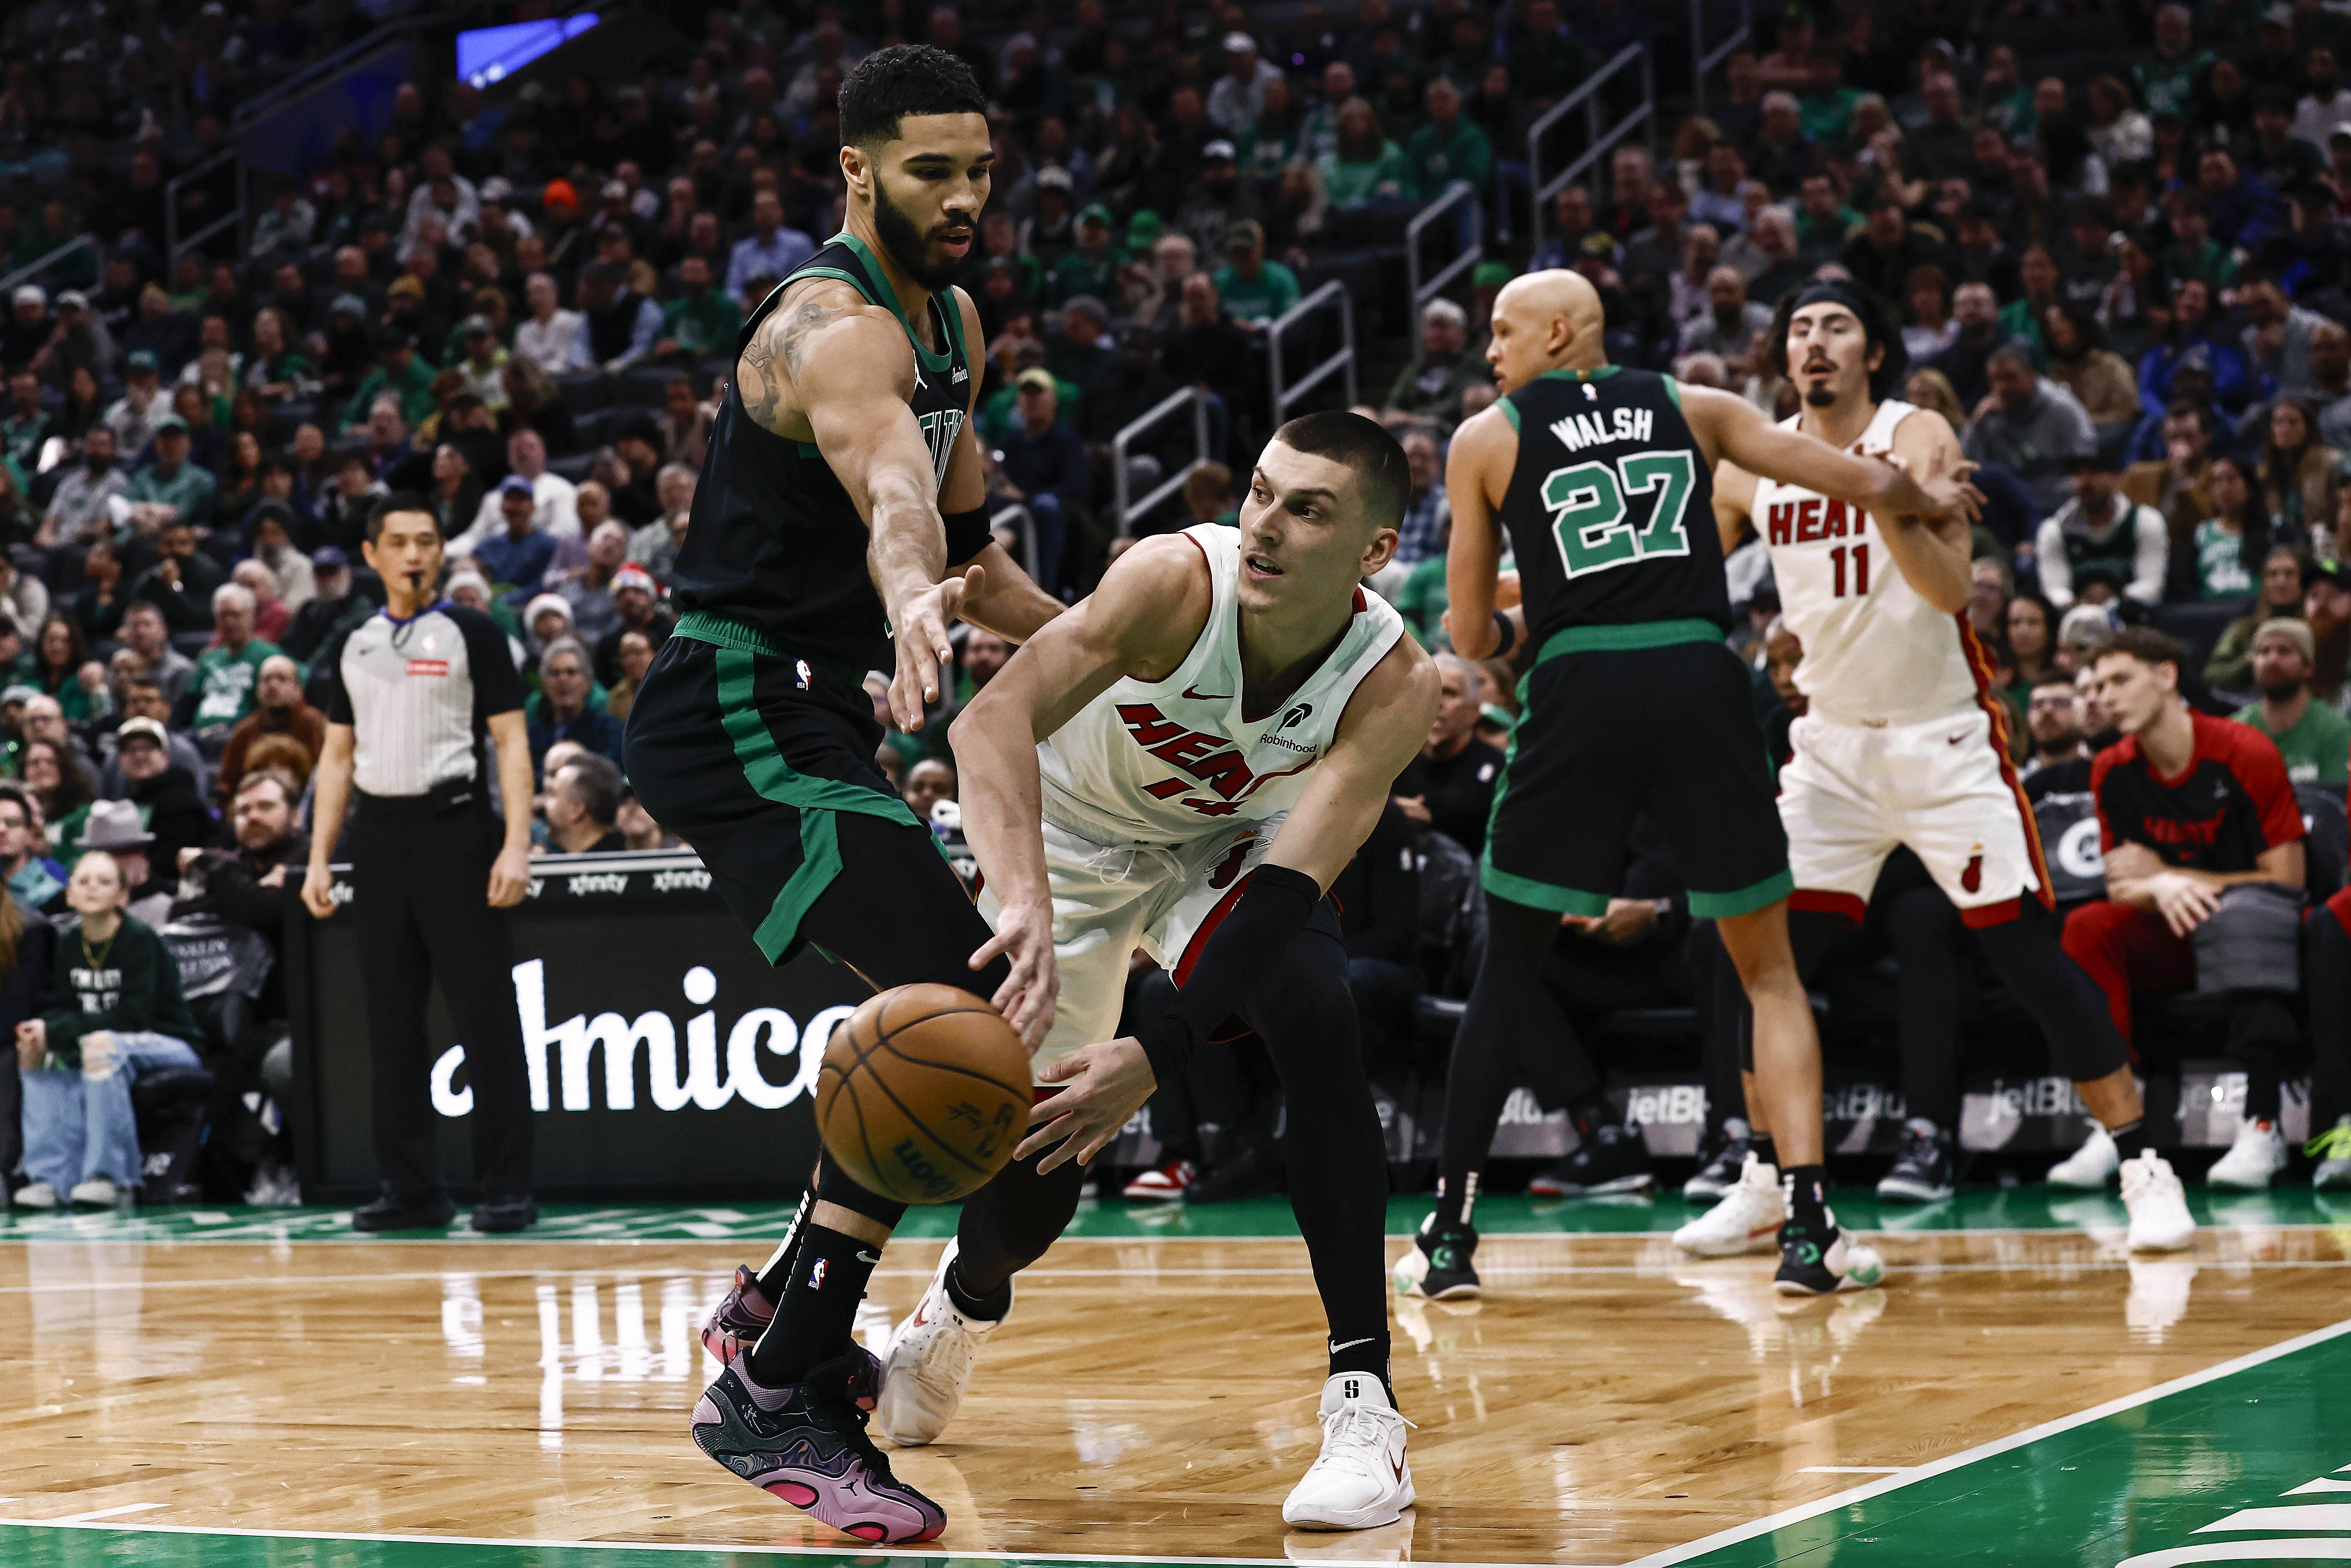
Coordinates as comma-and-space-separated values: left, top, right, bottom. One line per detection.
185, 582, 285, 741
473, 474, 561, 603
512, 274, 589, 378
1385, 298, 1492, 431
45, 290, 116, 392
2036, 451, 2171, 609
2233, 617, 2351, 784
1209, 31, 1283, 137
100, 681, 205, 802
123, 414, 218, 535
451, 315, 508, 407
1021, 166, 1078, 264
1211, 219, 1301, 331
281, 546, 376, 665
537, 180, 587, 276
1046, 205, 1126, 310
591, 564, 671, 687
455, 429, 578, 549
106, 721, 211, 894
14, 841, 203, 1209
215, 655, 325, 807
725, 190, 815, 303
654, 256, 741, 361
1, 285, 51, 372
38, 425, 128, 553
104, 349, 171, 458
1176, 140, 1263, 262
339, 325, 435, 432
996, 368, 1089, 595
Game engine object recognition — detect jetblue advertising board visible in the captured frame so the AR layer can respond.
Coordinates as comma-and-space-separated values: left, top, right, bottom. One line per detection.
288, 852, 863, 1201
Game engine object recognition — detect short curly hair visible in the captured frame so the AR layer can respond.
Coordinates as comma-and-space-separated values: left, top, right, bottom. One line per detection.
838, 45, 988, 149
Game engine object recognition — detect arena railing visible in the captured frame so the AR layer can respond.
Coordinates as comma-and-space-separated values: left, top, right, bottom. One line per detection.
1691, 0, 1757, 114
989, 501, 1041, 578
1525, 44, 1657, 254
1111, 386, 1213, 538
1267, 280, 1358, 426
0, 235, 101, 298
1406, 183, 1483, 318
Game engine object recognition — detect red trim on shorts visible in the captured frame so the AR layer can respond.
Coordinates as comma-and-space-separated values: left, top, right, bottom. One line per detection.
1955, 614, 2056, 914
1173, 869, 1254, 986
1961, 898, 2023, 929
1790, 889, 1867, 926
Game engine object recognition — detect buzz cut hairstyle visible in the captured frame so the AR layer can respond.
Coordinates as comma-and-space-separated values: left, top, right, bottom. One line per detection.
838, 45, 988, 150
367, 490, 438, 543
1767, 284, 1909, 401
1270, 411, 1412, 531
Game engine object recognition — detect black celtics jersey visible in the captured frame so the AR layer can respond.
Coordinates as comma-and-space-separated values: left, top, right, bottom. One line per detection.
671, 232, 977, 674
1497, 367, 1730, 640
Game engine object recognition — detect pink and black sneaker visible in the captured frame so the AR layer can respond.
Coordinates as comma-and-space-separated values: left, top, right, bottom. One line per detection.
701, 1265, 774, 1367
690, 1345, 948, 1544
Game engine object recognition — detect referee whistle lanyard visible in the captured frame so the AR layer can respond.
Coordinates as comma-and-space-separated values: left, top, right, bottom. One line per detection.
383, 599, 455, 649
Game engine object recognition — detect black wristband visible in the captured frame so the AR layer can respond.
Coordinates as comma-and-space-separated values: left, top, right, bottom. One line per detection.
1135, 863, 1322, 1085
1491, 609, 1520, 658
943, 504, 993, 567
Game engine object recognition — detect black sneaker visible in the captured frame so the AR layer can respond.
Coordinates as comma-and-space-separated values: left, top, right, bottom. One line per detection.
1184, 1136, 1283, 1203
1393, 1213, 1480, 1299
1773, 1216, 1886, 1297
1529, 1123, 1654, 1196
1875, 1119, 1954, 1204
1682, 1120, 1751, 1202
352, 1189, 456, 1232
689, 1349, 947, 1544
472, 1194, 540, 1233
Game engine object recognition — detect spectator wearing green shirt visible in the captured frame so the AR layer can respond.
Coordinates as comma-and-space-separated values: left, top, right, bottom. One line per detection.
339, 326, 437, 433
1319, 96, 1416, 209
2161, 191, 2238, 291
1405, 78, 1493, 200
1209, 220, 1301, 330
1384, 297, 1492, 430
2234, 618, 2351, 785
123, 416, 217, 536
655, 256, 744, 359
185, 582, 286, 739
1047, 206, 1126, 309
2133, 6, 2211, 123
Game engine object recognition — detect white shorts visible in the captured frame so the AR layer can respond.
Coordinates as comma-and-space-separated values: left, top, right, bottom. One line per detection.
1778, 706, 2048, 927
978, 814, 1282, 1080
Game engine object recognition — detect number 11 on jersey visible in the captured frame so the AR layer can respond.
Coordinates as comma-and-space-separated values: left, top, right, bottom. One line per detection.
1829, 541, 1870, 598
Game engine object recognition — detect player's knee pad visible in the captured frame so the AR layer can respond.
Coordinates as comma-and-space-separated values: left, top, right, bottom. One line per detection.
812, 1150, 910, 1229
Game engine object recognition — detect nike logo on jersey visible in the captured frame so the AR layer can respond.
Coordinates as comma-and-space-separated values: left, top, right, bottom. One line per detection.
1329, 1336, 1377, 1355
1181, 685, 1233, 701
1948, 731, 1967, 746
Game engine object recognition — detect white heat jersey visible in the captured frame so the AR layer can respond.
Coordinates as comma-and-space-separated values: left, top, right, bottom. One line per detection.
1751, 399, 1984, 726
1037, 523, 1405, 846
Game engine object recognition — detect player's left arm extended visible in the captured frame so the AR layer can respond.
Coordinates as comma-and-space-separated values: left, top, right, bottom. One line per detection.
1864, 410, 1975, 614
1444, 405, 1513, 659
939, 289, 1065, 645
1684, 384, 1982, 534
1016, 639, 1441, 1172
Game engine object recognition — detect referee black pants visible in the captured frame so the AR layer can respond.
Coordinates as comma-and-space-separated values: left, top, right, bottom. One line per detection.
352, 794, 532, 1201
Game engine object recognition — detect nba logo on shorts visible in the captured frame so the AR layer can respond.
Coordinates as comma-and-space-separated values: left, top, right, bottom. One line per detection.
1961, 846, 1984, 894
795, 659, 813, 690
809, 1257, 828, 1291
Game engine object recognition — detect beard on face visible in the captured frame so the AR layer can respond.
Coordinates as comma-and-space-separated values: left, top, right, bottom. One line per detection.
2259, 673, 2307, 702
873, 176, 971, 293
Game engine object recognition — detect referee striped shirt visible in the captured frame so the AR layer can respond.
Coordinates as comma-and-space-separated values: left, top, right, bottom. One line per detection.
322, 603, 526, 798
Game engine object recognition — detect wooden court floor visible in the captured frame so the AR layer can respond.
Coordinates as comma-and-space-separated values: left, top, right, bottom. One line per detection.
1, 1194, 2348, 1567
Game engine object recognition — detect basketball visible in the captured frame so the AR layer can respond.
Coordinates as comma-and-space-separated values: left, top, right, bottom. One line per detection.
813, 983, 1031, 1204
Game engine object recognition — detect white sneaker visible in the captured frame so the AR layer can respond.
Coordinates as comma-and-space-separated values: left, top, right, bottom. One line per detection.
2048, 1124, 2120, 1189
2119, 1150, 2197, 1252
1282, 1372, 1414, 1530
876, 1239, 1007, 1446
1672, 1152, 1782, 1256
13, 1181, 56, 1210
2207, 1119, 2289, 1190
68, 1178, 118, 1207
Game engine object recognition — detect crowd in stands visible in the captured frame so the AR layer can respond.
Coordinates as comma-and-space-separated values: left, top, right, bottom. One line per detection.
0, 0, 2346, 1209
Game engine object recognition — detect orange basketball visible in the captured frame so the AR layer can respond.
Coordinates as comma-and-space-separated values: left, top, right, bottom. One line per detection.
813, 983, 1032, 1204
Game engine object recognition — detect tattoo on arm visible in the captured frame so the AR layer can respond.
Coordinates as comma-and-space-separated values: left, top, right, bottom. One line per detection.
735, 285, 847, 435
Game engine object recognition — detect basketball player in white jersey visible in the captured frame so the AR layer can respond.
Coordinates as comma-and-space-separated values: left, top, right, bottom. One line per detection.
698, 413, 1437, 1532
1700, 283, 2196, 1255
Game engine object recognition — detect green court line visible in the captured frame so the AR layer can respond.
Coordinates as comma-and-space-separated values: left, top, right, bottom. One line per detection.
2, 1188, 2344, 1246
1638, 1318, 2351, 1567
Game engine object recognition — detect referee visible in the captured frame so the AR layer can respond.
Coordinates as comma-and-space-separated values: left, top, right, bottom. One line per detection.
301, 493, 539, 1234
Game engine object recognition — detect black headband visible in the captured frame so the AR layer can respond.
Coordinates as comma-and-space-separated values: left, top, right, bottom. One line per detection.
1774, 281, 1908, 400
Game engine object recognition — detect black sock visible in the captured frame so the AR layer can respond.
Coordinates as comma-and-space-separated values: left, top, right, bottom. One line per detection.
2107, 1117, 2156, 1161
944, 1255, 1012, 1322
1782, 1164, 1829, 1231
1751, 1131, 1778, 1169
744, 1224, 883, 1387
1328, 1333, 1393, 1403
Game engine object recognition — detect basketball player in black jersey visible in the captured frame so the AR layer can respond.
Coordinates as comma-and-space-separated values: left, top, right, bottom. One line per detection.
623, 48, 1065, 1544
1396, 270, 1978, 1300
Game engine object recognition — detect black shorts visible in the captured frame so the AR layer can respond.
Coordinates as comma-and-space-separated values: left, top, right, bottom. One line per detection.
1482, 631, 1792, 921
623, 620, 999, 986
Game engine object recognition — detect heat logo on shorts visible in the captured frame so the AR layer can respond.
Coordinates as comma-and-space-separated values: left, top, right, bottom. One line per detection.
1961, 847, 1984, 894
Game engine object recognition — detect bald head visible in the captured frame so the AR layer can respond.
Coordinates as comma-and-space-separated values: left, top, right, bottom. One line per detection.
1486, 269, 1606, 393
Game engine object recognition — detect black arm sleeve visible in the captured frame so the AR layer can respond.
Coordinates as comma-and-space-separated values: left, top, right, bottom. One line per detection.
452, 605, 527, 719
943, 504, 994, 568
1134, 863, 1321, 1086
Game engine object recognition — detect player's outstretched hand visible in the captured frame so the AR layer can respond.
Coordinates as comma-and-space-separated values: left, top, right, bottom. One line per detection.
1915, 459, 1985, 526
970, 898, 1060, 1051
890, 563, 983, 731
1016, 1038, 1156, 1174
